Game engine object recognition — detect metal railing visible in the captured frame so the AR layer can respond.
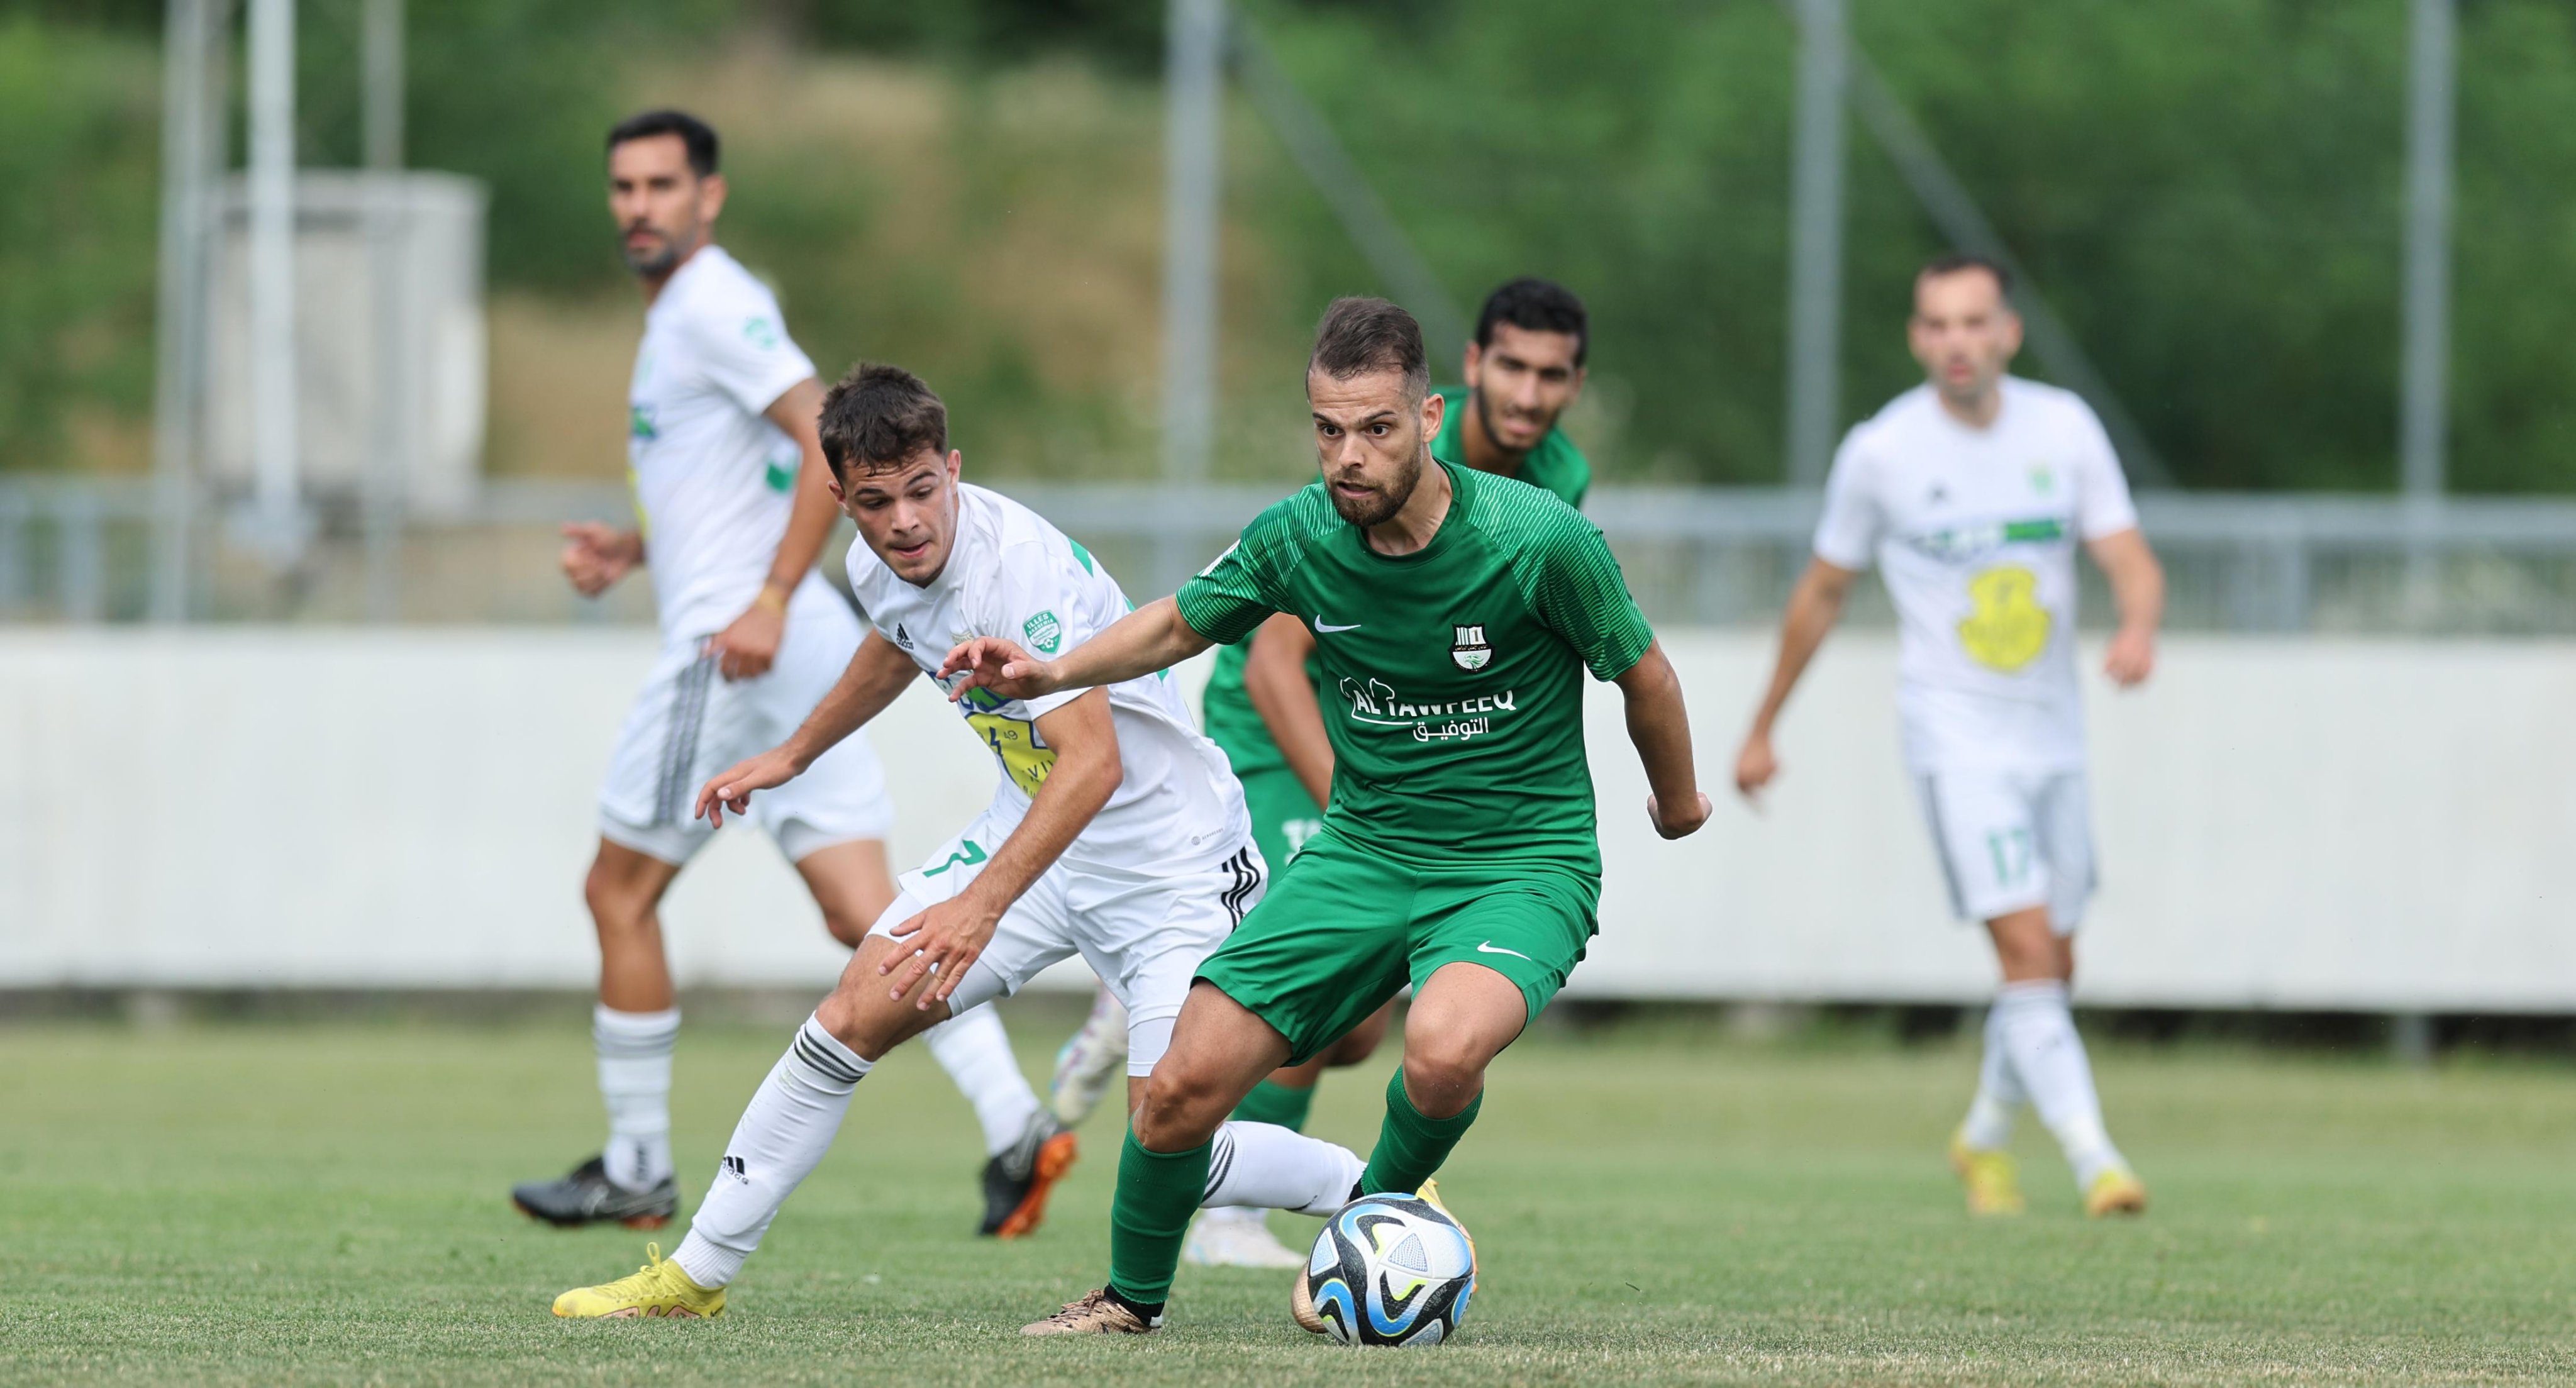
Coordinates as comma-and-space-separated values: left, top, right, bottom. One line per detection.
3, 476, 2573, 634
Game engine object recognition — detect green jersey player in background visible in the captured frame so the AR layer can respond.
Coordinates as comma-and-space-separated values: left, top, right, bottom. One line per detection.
945, 297, 1711, 1336
1047, 278, 1604, 1270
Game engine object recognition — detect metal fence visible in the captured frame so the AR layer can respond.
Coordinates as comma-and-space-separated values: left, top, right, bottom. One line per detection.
3, 476, 2573, 635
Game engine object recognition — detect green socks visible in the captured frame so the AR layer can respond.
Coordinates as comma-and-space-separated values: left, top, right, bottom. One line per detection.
1228, 1077, 1318, 1133
1106, 1126, 1211, 1312
1358, 1067, 1482, 1195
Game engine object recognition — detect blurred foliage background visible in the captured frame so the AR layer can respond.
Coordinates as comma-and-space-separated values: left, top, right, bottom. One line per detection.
4, 0, 2573, 492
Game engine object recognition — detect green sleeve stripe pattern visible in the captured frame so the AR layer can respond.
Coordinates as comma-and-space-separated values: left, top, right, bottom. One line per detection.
1482, 478, 1655, 681
1173, 487, 1331, 645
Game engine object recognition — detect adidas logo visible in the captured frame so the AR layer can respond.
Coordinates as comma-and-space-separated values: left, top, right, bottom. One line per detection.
721, 1155, 748, 1184
893, 623, 913, 650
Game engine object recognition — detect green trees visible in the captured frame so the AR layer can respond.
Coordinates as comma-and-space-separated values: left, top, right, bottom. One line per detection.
5, 0, 2572, 492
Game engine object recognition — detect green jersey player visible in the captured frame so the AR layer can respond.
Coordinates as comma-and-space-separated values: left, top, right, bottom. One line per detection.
1064, 279, 1601, 1270
943, 297, 1711, 1336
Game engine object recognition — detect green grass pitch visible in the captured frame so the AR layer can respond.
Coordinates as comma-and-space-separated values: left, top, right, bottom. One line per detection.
6, 1006, 2573, 1385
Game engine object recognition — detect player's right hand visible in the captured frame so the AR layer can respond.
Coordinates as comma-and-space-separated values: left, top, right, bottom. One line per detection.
560, 522, 640, 596
938, 636, 1057, 703
695, 747, 802, 828
1732, 730, 1779, 804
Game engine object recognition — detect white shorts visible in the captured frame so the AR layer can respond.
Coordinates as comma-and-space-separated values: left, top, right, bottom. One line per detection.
598, 581, 893, 866
871, 806, 1267, 1076
1914, 769, 2096, 933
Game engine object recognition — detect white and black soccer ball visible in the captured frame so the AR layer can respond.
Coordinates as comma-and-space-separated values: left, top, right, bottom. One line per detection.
1304, 1192, 1477, 1346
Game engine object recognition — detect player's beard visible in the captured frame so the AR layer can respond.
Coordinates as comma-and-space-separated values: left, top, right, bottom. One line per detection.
1326, 444, 1423, 528
619, 218, 692, 277
1474, 387, 1554, 460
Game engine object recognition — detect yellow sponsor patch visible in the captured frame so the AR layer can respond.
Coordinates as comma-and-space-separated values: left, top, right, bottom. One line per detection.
1957, 565, 2051, 672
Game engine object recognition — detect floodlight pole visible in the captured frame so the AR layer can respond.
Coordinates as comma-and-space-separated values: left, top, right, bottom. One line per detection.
150, 0, 216, 621
362, 0, 405, 619
1160, 0, 1223, 589
2400, 0, 2455, 610
246, 0, 301, 566
1784, 0, 1847, 489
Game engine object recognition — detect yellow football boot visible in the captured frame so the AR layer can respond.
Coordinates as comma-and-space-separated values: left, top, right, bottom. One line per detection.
2084, 1168, 2148, 1218
1948, 1133, 2026, 1216
552, 1243, 726, 1319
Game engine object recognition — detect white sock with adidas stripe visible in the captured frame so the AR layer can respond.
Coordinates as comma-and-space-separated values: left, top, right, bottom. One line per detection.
672, 1014, 872, 1289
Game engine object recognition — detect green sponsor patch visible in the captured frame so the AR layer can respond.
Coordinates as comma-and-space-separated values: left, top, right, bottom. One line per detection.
2002, 518, 2066, 543
743, 316, 779, 350
1023, 609, 1063, 654
765, 458, 797, 492
629, 405, 657, 440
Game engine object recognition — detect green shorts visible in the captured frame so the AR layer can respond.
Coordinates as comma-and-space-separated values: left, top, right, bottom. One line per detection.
1196, 828, 1598, 1066
1237, 765, 1326, 877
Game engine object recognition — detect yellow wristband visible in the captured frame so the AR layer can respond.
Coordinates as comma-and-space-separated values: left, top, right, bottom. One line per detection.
753, 583, 790, 616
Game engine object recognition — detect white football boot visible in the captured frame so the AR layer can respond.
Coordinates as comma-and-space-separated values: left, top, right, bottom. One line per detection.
1182, 1206, 1309, 1269
1048, 985, 1130, 1129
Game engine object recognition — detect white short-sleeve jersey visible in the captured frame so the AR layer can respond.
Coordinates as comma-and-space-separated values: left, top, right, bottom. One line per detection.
627, 246, 819, 640
847, 482, 1252, 873
1813, 377, 2140, 772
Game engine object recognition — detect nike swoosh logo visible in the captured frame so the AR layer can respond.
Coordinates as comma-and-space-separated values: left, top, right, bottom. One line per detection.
1313, 618, 1362, 633
1475, 941, 1533, 962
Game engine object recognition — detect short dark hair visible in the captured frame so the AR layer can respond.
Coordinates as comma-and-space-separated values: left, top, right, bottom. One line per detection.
1474, 277, 1589, 367
1308, 297, 1429, 401
818, 363, 949, 478
607, 109, 719, 178
1918, 252, 2012, 298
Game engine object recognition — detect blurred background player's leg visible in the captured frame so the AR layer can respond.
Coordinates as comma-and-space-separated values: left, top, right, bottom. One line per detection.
1049, 983, 1130, 1130
513, 835, 687, 1228
1943, 771, 2143, 1217
921, 1004, 1068, 1237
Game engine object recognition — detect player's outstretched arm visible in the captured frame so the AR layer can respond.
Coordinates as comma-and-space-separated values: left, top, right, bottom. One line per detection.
707, 379, 838, 682
1243, 612, 1335, 808
940, 595, 1214, 705
2087, 527, 2164, 687
696, 631, 918, 827
878, 688, 1123, 1008
1616, 640, 1712, 840
1735, 557, 1858, 803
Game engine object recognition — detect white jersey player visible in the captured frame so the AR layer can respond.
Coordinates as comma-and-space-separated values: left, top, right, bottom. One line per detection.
515, 111, 1052, 1238
549, 363, 1367, 1321
1735, 254, 2167, 1219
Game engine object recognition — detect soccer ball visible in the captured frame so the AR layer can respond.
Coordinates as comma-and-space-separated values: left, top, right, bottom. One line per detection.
1304, 1191, 1477, 1346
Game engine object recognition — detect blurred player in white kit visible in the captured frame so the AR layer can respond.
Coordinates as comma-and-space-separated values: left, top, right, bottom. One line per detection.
511, 110, 1065, 1238
1735, 253, 2165, 1218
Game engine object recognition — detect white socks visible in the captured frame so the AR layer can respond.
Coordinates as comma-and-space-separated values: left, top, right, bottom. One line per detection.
1960, 1000, 2027, 1150
1201, 1121, 1366, 1218
919, 1005, 1044, 1157
595, 1004, 680, 1191
1975, 980, 2128, 1187
672, 1015, 870, 1289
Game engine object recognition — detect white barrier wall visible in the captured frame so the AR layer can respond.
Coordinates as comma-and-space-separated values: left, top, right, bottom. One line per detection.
4, 630, 2571, 1009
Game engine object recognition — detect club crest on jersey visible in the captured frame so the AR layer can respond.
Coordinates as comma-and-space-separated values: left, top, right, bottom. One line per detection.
1023, 610, 1063, 655
1450, 625, 1492, 672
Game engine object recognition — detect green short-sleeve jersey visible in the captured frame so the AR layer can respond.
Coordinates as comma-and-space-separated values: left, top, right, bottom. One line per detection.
1200, 391, 1589, 777
1177, 461, 1653, 877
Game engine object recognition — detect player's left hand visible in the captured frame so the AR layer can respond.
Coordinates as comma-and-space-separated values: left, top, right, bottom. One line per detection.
1646, 791, 1713, 840
708, 602, 785, 681
877, 895, 1003, 1009
2102, 626, 2155, 688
